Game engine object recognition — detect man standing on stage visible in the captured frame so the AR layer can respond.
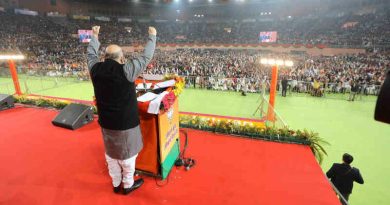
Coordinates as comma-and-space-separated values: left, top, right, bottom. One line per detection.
326, 153, 364, 205
87, 25, 157, 194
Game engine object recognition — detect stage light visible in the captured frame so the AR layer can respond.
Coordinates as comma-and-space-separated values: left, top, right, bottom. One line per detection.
285, 60, 294, 67
267, 59, 275, 65
0, 55, 25, 60
276, 59, 284, 66
189, 0, 193, 2
208, 0, 213, 2
260, 58, 293, 66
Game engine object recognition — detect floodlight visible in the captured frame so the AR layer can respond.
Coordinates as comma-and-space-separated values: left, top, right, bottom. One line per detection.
276, 60, 284, 66
285, 60, 294, 67
0, 55, 25, 60
267, 59, 275, 65
260, 58, 293, 66
260, 58, 268, 64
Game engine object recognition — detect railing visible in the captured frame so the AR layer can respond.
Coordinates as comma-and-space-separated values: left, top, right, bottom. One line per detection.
255, 94, 288, 128
329, 180, 349, 205
184, 75, 380, 99
3, 71, 381, 103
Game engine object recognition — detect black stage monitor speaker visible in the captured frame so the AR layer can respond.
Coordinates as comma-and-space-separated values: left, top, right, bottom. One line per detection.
52, 103, 94, 130
0, 94, 14, 111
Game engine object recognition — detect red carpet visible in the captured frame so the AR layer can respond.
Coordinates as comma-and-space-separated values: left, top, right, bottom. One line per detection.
0, 106, 340, 205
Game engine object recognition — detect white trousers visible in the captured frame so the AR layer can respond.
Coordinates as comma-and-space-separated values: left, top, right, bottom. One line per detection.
105, 153, 138, 189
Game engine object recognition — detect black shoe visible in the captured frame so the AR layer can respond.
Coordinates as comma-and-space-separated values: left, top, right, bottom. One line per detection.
123, 178, 144, 195
113, 183, 122, 194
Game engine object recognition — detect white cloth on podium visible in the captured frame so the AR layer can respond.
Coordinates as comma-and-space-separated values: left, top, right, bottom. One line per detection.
153, 80, 176, 90
137, 92, 158, 102
147, 91, 169, 114
136, 83, 152, 90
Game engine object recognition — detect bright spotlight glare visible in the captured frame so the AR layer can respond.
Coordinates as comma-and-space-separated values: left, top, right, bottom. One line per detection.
208, 0, 213, 2
276, 60, 284, 66
267, 59, 275, 65
260, 58, 293, 66
0, 55, 25, 60
285, 60, 294, 67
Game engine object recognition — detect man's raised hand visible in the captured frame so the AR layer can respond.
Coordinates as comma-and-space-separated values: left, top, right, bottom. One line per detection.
148, 27, 157, 36
92, 26, 100, 38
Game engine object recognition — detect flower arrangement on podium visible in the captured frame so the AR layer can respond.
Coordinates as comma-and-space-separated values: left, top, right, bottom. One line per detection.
159, 74, 185, 111
163, 74, 185, 97
161, 92, 176, 112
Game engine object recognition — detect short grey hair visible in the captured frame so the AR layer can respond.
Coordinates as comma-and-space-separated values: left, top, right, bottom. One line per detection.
104, 50, 122, 60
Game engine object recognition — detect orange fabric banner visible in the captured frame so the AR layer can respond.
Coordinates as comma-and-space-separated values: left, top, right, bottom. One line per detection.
267, 65, 278, 121
8, 60, 22, 95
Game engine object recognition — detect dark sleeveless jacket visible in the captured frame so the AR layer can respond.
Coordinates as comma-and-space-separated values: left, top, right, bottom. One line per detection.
90, 59, 140, 130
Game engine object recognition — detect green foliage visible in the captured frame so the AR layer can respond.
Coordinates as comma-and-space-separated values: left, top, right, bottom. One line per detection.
14, 95, 72, 109
179, 114, 329, 164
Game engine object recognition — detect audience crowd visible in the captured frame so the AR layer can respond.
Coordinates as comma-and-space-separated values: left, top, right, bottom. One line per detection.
0, 11, 389, 96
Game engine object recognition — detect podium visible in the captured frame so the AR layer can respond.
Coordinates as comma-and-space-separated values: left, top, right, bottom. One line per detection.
135, 81, 180, 179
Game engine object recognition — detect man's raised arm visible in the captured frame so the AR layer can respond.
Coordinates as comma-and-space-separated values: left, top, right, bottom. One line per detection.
124, 27, 157, 82
87, 26, 101, 71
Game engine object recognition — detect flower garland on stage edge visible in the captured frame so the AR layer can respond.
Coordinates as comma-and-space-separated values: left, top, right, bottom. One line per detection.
179, 115, 329, 164
12, 95, 328, 164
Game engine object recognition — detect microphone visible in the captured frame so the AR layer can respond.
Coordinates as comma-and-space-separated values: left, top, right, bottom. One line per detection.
143, 75, 147, 92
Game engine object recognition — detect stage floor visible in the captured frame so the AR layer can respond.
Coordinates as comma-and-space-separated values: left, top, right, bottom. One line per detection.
0, 106, 339, 205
